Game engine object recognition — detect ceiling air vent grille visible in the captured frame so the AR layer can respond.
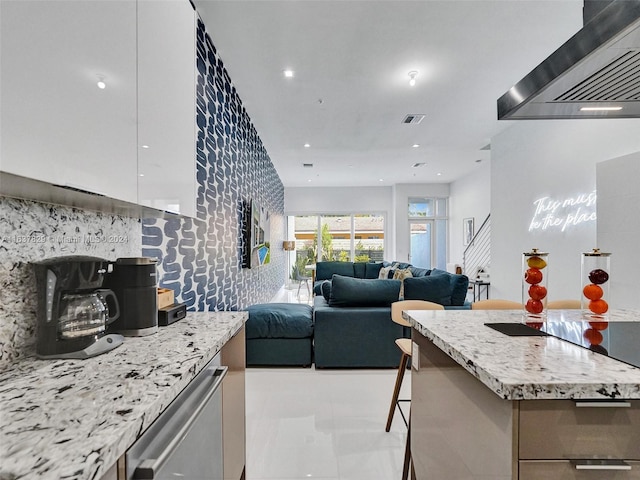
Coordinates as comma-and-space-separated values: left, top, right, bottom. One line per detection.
554, 50, 640, 102
303, 163, 313, 168
402, 114, 425, 124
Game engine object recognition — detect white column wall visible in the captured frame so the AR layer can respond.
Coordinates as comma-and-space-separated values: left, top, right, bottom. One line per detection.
596, 152, 640, 310
491, 119, 640, 302
449, 162, 491, 268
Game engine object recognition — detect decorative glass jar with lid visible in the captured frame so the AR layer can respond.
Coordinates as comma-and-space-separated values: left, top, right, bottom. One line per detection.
522, 248, 548, 319
581, 249, 611, 320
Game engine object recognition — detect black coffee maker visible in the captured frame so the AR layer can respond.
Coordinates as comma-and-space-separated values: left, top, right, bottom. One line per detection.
33, 256, 124, 359
105, 257, 158, 336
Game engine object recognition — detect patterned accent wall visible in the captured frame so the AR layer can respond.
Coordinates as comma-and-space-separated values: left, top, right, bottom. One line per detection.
142, 17, 285, 311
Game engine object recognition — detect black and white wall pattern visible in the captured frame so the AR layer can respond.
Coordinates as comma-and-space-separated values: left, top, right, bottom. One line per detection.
142, 17, 285, 311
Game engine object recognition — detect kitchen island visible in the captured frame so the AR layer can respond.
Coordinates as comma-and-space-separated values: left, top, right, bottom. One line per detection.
0, 311, 246, 480
406, 308, 640, 479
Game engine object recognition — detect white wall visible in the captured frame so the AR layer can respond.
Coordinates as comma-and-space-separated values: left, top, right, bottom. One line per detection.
596, 152, 640, 310
491, 119, 640, 303
285, 184, 449, 261
449, 162, 491, 267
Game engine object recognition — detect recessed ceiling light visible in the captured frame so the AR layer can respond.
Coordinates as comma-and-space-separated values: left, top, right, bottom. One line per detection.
139, 173, 144, 177
379, 179, 384, 182
307, 179, 312, 182
141, 145, 150, 149
408, 70, 418, 87
580, 106, 622, 111
437, 172, 442, 176
304, 143, 310, 148
412, 144, 420, 148
283, 69, 294, 78
96, 74, 106, 89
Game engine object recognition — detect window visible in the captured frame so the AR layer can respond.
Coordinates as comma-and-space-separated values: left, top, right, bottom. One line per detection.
408, 197, 448, 270
291, 213, 385, 263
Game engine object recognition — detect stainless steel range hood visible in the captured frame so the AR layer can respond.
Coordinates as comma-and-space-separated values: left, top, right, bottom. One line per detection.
497, 0, 640, 119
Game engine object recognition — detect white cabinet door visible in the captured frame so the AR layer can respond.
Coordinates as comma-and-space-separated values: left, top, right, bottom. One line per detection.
0, 0, 138, 203
137, 0, 196, 218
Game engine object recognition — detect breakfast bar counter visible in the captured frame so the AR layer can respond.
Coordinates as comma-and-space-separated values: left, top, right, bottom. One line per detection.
0, 311, 246, 480
405, 308, 640, 479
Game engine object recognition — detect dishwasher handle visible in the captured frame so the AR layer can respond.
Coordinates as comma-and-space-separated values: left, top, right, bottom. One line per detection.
133, 366, 228, 479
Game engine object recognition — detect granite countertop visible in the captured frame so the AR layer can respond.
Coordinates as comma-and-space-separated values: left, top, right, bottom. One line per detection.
406, 308, 640, 401
0, 311, 246, 480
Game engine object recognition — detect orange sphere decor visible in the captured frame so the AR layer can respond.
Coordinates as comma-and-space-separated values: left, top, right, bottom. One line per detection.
528, 284, 547, 300
588, 321, 609, 331
524, 268, 543, 285
525, 298, 544, 314
589, 299, 609, 315
583, 328, 603, 346
583, 284, 603, 301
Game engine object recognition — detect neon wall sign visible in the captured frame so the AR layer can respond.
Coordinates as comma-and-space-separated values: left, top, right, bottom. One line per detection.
528, 190, 597, 232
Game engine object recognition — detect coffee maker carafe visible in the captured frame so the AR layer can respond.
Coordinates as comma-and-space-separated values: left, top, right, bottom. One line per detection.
33, 256, 124, 359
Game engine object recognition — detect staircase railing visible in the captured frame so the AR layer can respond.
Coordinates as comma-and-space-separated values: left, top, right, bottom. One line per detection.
463, 214, 490, 279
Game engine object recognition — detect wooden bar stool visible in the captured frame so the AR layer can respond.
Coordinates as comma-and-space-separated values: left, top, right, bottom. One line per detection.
385, 300, 444, 432
547, 299, 581, 309
471, 299, 524, 310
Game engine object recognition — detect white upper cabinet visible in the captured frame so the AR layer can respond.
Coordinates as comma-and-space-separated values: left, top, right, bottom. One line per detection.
0, 0, 138, 203
137, 0, 196, 218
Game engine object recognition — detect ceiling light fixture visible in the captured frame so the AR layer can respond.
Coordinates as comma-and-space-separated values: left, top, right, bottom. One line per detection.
437, 173, 442, 176
141, 145, 150, 149
408, 71, 418, 87
304, 143, 310, 148
379, 179, 384, 182
96, 75, 106, 89
412, 144, 420, 148
283, 69, 294, 78
580, 106, 623, 111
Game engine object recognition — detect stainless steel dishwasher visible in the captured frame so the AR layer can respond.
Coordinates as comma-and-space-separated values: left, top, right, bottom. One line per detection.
126, 354, 228, 479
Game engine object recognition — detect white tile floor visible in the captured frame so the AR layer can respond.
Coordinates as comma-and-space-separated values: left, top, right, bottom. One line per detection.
245, 368, 410, 480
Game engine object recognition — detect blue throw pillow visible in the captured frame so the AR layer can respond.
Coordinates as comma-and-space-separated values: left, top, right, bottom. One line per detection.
315, 261, 355, 281
430, 269, 469, 306
403, 275, 452, 306
328, 275, 401, 307
364, 262, 384, 279
321, 280, 332, 302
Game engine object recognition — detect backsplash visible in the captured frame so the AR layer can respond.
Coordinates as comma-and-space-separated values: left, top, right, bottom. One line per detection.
141, 17, 285, 311
0, 197, 140, 368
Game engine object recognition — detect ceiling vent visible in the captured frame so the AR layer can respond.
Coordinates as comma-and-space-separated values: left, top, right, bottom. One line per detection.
402, 114, 425, 124
412, 162, 426, 168
303, 163, 313, 168
480, 143, 491, 151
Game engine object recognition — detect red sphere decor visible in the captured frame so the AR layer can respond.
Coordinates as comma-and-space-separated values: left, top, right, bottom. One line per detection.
528, 284, 547, 301
589, 299, 609, 315
524, 268, 543, 285
525, 298, 544, 314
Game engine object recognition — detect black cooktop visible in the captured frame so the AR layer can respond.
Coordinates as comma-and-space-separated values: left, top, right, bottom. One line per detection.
485, 320, 640, 369
540, 320, 640, 369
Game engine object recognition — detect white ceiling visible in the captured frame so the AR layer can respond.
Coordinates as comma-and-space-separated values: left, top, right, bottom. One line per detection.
193, 0, 584, 188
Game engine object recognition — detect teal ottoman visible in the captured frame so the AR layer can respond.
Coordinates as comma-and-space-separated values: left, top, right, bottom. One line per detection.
246, 303, 314, 367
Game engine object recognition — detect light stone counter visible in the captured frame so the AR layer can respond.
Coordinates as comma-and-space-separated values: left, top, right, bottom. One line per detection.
0, 311, 246, 480
406, 308, 640, 400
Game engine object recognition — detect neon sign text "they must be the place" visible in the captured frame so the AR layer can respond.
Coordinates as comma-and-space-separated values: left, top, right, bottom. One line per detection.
529, 191, 597, 232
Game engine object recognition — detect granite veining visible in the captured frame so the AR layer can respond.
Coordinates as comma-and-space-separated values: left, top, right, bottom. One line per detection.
0, 311, 245, 480
406, 308, 640, 400
0, 197, 141, 368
